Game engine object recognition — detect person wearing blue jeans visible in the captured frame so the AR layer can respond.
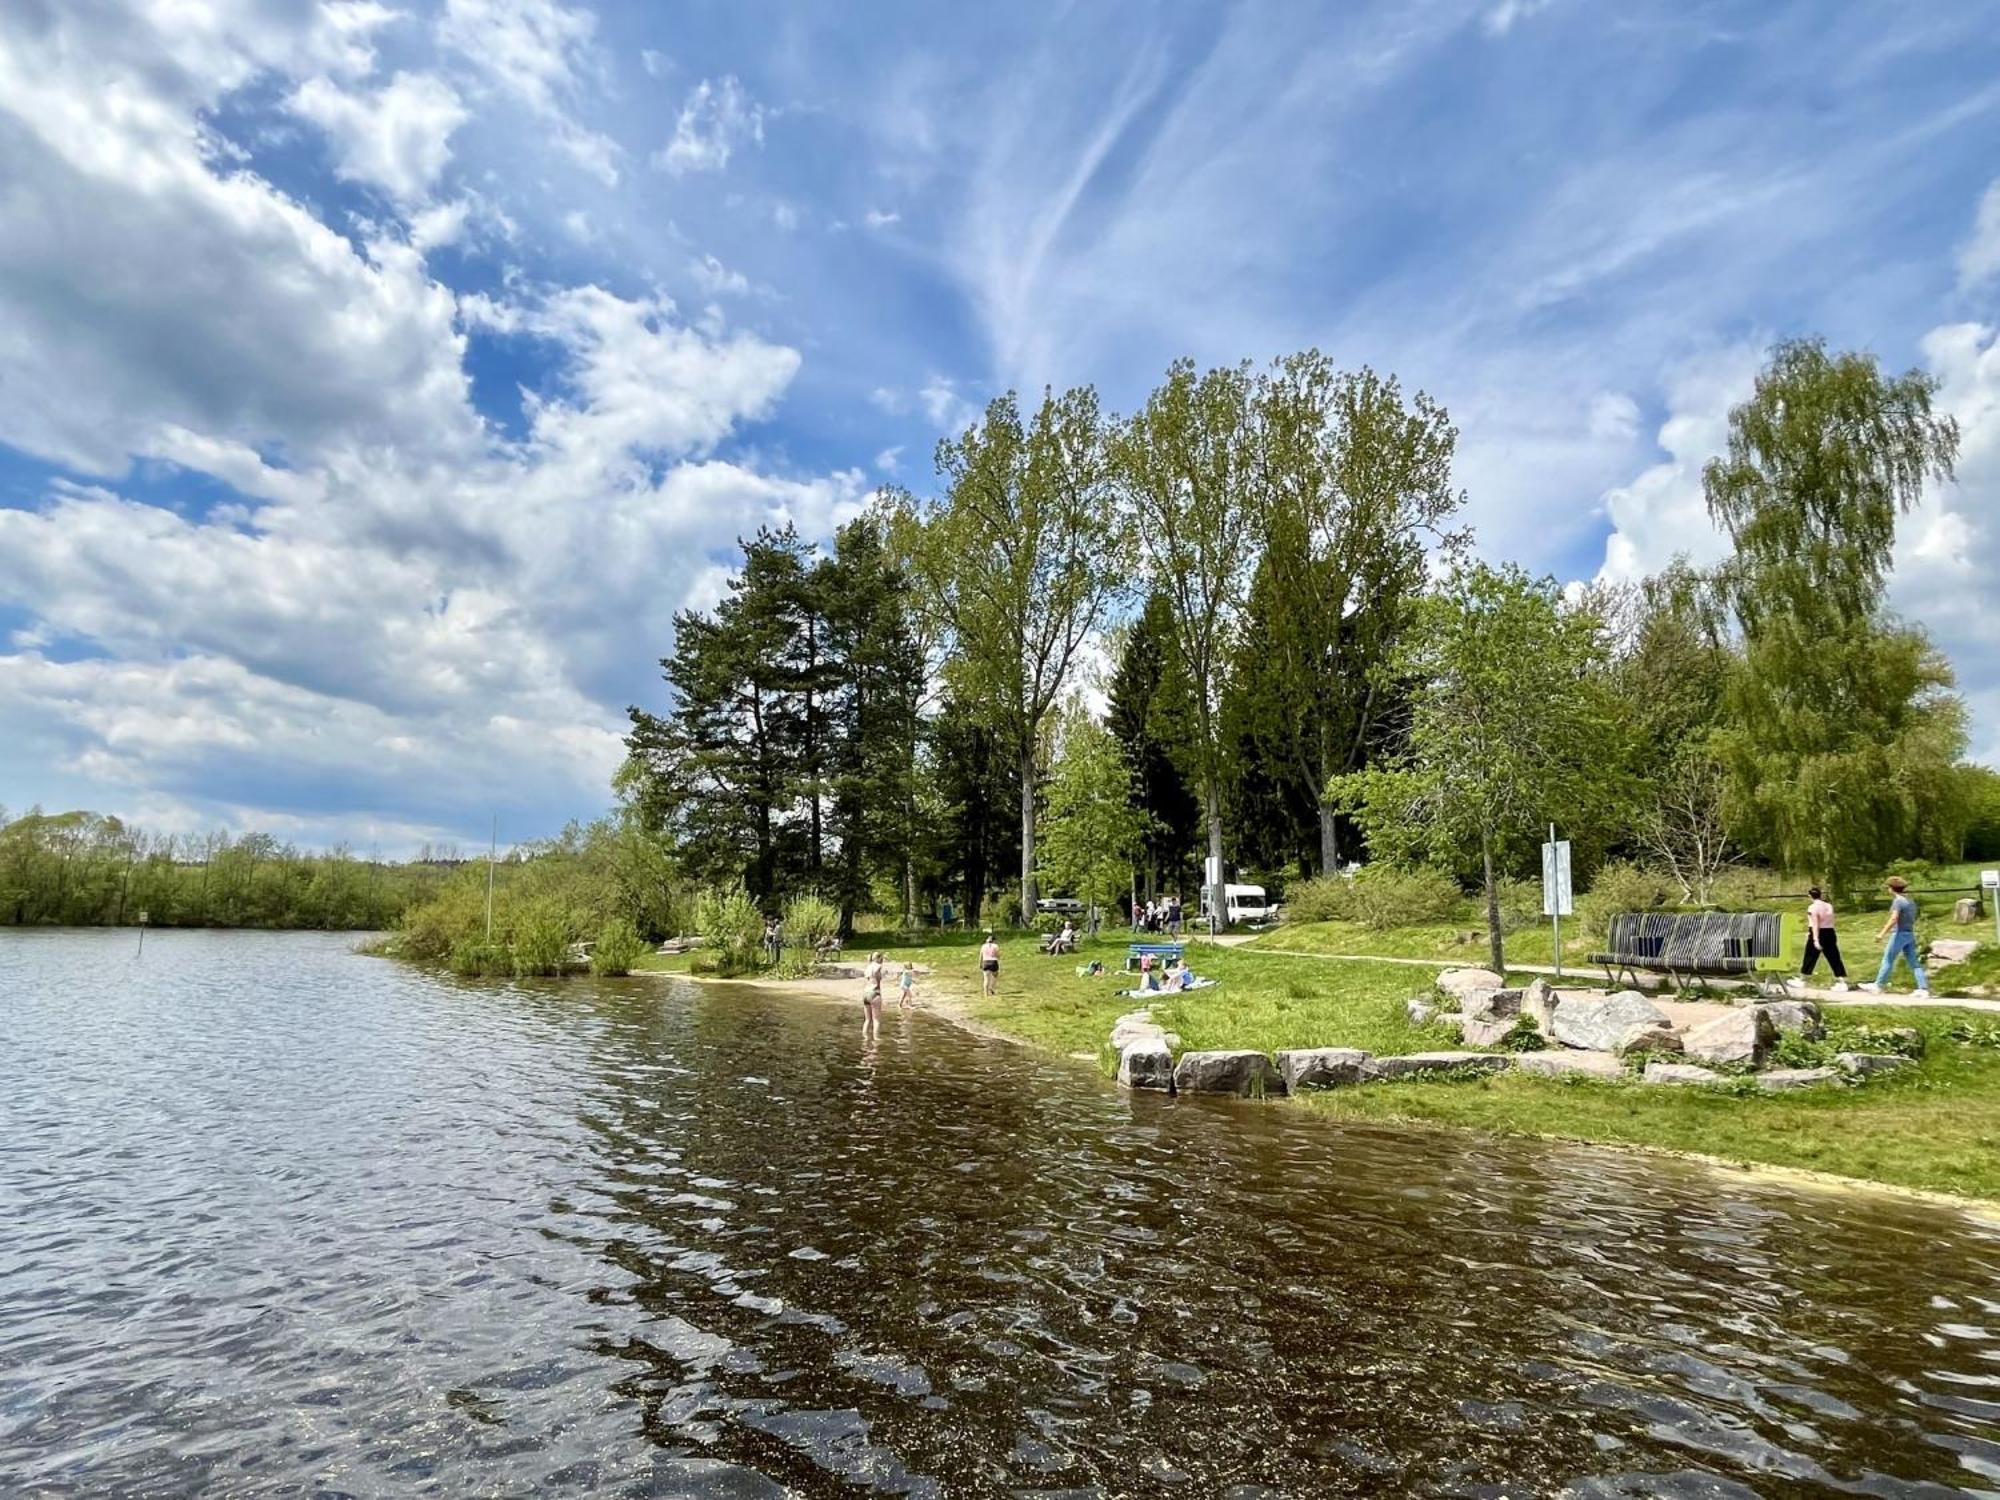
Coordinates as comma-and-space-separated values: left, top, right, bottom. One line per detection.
1860, 875, 1930, 997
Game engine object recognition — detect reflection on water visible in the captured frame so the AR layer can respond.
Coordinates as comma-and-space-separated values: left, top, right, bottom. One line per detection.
2, 928, 1998, 1497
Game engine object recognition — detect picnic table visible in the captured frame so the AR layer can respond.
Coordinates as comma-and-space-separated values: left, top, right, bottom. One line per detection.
1126, 941, 1185, 973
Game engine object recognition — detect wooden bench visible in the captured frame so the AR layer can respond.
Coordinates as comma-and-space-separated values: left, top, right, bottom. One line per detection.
1589, 912, 1781, 991
1126, 941, 1184, 973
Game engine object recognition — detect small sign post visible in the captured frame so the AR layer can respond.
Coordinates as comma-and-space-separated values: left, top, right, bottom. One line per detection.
136, 909, 149, 957
1542, 825, 1573, 978
1983, 870, 1999, 946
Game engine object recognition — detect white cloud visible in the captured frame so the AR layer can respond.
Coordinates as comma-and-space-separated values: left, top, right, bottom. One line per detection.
287, 71, 469, 205
919, 374, 979, 431
1960, 179, 2000, 289
1593, 344, 1762, 583
874, 445, 903, 474
438, 0, 620, 185
690, 253, 750, 296
655, 75, 765, 175
865, 208, 902, 229
641, 49, 671, 79
1588, 391, 1641, 442
409, 196, 473, 250
1482, 0, 1554, 37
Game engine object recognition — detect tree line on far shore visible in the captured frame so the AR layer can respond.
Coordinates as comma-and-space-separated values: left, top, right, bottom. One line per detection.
0, 808, 453, 930
616, 338, 2000, 972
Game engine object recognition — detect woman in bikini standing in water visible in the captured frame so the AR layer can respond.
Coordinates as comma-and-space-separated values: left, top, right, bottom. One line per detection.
861, 951, 885, 1038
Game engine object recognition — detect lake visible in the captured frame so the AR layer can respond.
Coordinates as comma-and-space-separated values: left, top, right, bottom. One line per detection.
3, 929, 1998, 1496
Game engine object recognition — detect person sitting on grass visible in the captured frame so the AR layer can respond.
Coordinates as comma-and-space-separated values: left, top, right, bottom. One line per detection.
1859, 875, 1930, 999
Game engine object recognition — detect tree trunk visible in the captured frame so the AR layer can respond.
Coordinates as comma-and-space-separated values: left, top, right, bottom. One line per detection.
1019, 745, 1037, 920
903, 856, 916, 930
1482, 828, 1505, 977
1206, 780, 1226, 937
1318, 800, 1340, 877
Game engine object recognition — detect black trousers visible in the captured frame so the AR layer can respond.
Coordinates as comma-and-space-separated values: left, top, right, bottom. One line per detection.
1802, 927, 1846, 980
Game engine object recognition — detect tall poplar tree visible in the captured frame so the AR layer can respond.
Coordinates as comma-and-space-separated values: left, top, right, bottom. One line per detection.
1114, 359, 1261, 926
894, 387, 1128, 917
1105, 591, 1202, 901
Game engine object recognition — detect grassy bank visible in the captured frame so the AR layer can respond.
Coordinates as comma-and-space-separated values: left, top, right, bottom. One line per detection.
660, 930, 2000, 1204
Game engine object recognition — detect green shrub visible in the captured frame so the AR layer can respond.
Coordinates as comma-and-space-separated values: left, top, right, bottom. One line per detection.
511, 903, 572, 977
1348, 866, 1463, 929
1495, 877, 1544, 935
781, 890, 840, 954
589, 917, 647, 976
695, 883, 764, 976
1575, 860, 1675, 943
1705, 865, 1779, 910
1281, 876, 1347, 924
448, 938, 510, 977
989, 891, 1023, 930
1498, 1016, 1547, 1052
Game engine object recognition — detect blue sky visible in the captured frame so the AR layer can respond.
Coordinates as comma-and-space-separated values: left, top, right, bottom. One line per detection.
2, 0, 1998, 853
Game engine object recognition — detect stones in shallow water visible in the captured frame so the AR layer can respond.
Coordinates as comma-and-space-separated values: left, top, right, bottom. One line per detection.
1117, 1039, 1176, 1091
1643, 1062, 1723, 1086
1681, 1007, 1776, 1068
1552, 990, 1672, 1053
1276, 1047, 1370, 1091
1515, 1049, 1623, 1080
1173, 1050, 1285, 1096
1362, 1051, 1512, 1081
1756, 1067, 1842, 1091
1836, 1051, 1914, 1077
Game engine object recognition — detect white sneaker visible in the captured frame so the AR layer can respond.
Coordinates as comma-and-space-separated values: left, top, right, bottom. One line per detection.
1858, 982, 1882, 994
1785, 976, 1807, 993
1913, 989, 1931, 999
1830, 980, 1850, 994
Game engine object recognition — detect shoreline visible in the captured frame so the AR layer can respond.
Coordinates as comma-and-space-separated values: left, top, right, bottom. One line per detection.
644, 963, 2000, 1223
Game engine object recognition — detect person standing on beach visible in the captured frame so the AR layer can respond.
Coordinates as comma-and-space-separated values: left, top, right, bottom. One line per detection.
862, 950, 886, 1036
979, 932, 1001, 996
898, 961, 916, 1011
1860, 876, 1930, 998
1790, 886, 1848, 993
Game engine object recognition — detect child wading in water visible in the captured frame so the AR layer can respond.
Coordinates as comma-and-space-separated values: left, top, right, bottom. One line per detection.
1789, 886, 1849, 993
861, 951, 886, 1037
898, 961, 916, 1011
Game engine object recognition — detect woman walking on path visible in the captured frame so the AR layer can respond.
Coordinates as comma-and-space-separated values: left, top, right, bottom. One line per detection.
1860, 876, 1931, 998
862, 951, 886, 1037
1792, 886, 1849, 992
979, 932, 1001, 996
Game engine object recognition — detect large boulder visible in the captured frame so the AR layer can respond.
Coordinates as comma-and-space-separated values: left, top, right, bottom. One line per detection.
1551, 990, 1673, 1053
1436, 968, 1505, 1010
1681, 1007, 1776, 1068
1836, 1051, 1914, 1078
1929, 937, 1979, 967
1173, 1050, 1285, 1096
1643, 1062, 1723, 1086
1521, 979, 1560, 1033
1276, 1047, 1371, 1091
1110, 1009, 1163, 1049
1116, 1039, 1175, 1091
1613, 1026, 1685, 1059
1464, 987, 1524, 1023
1516, 1049, 1623, 1080
1362, 1051, 1513, 1081
1756, 1067, 1841, 1091
1755, 1000, 1824, 1040
1461, 1013, 1524, 1049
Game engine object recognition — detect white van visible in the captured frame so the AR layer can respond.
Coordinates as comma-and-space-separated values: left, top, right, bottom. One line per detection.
1200, 883, 1270, 928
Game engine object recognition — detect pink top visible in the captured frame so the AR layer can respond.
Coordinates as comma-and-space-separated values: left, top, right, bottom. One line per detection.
1808, 899, 1834, 932
980, 940, 1000, 962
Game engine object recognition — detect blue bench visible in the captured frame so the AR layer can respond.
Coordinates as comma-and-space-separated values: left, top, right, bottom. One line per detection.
1126, 942, 1184, 972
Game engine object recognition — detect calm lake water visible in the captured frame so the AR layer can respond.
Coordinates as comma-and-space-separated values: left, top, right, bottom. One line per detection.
4, 930, 2000, 1497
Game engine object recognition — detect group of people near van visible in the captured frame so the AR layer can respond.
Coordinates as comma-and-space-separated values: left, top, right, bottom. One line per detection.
1132, 896, 1182, 935
1790, 875, 1931, 998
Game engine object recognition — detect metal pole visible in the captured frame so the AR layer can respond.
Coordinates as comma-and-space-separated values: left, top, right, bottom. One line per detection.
485, 815, 497, 942
1549, 822, 1561, 979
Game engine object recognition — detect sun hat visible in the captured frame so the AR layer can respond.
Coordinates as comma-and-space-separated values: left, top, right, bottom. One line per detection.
1886, 876, 1908, 892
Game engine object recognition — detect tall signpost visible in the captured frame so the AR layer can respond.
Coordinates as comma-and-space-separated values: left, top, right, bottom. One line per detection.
1541, 824, 1573, 978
